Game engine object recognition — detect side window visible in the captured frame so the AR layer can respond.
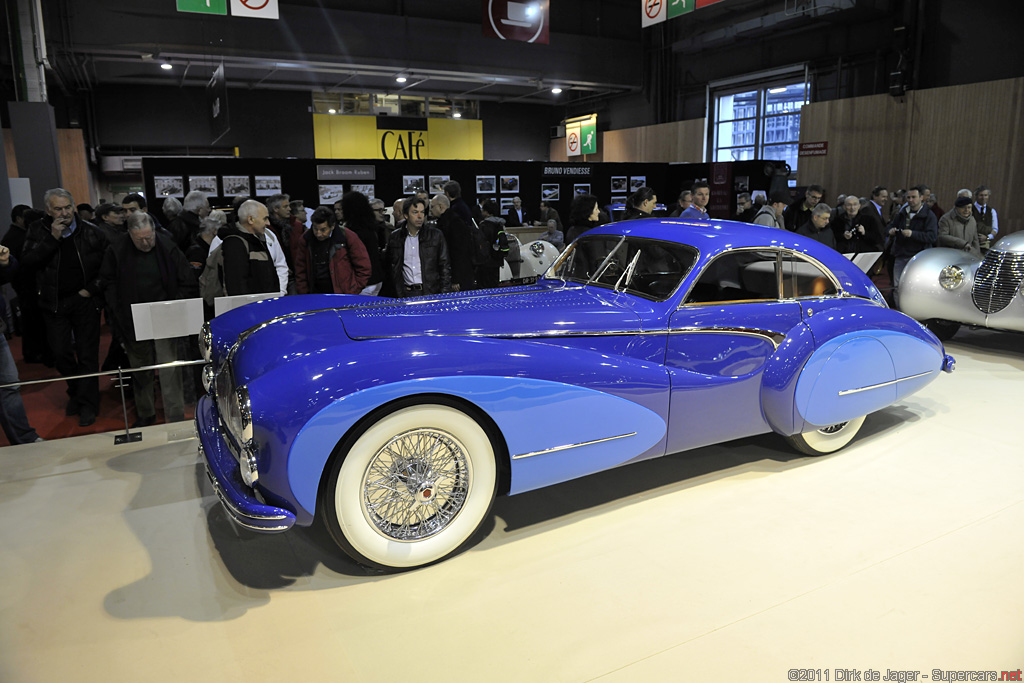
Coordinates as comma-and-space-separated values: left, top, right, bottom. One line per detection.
780, 253, 839, 298
685, 250, 780, 304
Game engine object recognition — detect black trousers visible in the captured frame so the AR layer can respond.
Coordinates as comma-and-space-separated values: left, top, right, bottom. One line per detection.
42, 293, 101, 413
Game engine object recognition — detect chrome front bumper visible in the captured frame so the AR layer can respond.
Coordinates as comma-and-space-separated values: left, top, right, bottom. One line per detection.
196, 395, 296, 533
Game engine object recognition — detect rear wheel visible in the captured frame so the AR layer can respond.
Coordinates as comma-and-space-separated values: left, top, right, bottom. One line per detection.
786, 415, 866, 456
321, 402, 498, 570
925, 319, 960, 341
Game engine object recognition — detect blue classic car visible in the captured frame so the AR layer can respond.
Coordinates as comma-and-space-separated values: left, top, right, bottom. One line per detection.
197, 218, 954, 570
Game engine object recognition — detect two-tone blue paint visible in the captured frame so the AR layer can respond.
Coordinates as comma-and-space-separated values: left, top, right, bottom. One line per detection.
198, 218, 952, 536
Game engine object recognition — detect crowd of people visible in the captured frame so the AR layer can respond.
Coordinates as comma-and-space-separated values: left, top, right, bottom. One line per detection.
0, 177, 1001, 441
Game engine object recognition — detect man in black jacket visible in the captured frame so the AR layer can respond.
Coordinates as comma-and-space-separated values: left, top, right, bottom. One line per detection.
386, 197, 451, 297
99, 212, 197, 427
219, 200, 280, 296
887, 186, 938, 304
20, 188, 110, 426
166, 190, 210, 253
2, 204, 53, 365
430, 193, 475, 291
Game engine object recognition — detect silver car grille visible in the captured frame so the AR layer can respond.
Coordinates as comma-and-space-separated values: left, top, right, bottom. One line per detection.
972, 251, 1024, 314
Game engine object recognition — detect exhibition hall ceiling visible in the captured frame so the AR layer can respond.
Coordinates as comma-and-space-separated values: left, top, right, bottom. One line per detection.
25, 0, 657, 105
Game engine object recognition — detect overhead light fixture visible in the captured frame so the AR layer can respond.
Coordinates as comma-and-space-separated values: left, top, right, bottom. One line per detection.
160, 62, 173, 70
328, 108, 337, 114
769, 86, 788, 94
551, 87, 563, 94
453, 111, 462, 118
395, 75, 407, 83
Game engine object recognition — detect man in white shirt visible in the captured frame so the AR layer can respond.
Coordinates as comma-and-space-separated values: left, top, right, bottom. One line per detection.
973, 185, 999, 250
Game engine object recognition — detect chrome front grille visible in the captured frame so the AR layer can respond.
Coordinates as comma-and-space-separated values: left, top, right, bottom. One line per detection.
972, 251, 1024, 314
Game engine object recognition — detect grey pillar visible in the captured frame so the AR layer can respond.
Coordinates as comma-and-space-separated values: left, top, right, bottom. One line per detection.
9, 102, 63, 209
0, 127, 12, 242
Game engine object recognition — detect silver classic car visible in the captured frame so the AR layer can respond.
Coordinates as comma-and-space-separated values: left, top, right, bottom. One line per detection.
899, 232, 1024, 339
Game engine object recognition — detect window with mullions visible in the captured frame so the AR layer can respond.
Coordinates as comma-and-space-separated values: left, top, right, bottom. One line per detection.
712, 81, 808, 174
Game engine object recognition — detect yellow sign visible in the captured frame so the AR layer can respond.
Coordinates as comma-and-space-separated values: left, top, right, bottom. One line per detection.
314, 115, 483, 160
378, 129, 428, 160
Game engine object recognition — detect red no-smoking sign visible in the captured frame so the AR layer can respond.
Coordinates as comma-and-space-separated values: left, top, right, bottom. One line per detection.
645, 0, 662, 19
568, 132, 579, 152
241, 0, 269, 8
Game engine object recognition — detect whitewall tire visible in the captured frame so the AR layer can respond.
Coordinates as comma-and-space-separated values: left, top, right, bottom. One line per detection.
322, 402, 498, 570
785, 415, 867, 456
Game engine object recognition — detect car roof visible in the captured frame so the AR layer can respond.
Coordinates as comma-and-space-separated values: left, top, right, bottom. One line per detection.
582, 217, 876, 298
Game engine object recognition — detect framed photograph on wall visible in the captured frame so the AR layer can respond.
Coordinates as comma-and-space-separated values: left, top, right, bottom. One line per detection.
500, 198, 515, 214
318, 184, 345, 204
222, 175, 251, 196
541, 184, 560, 201
188, 175, 218, 195
611, 196, 626, 204
573, 183, 591, 196
500, 175, 519, 193
255, 176, 282, 196
629, 176, 646, 192
610, 176, 627, 193
403, 176, 425, 194
154, 176, 184, 198
476, 176, 496, 193
351, 184, 375, 199
429, 175, 450, 194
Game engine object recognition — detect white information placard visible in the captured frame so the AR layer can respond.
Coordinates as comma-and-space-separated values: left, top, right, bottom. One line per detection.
214, 293, 279, 317
131, 298, 205, 341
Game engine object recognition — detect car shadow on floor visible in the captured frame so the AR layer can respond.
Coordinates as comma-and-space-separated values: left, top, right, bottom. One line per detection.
194, 404, 915, 592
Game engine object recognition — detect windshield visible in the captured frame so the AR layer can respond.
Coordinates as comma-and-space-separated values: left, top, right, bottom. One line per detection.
551, 235, 699, 300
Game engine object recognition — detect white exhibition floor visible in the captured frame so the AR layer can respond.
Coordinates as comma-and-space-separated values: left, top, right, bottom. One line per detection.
1, 328, 1022, 682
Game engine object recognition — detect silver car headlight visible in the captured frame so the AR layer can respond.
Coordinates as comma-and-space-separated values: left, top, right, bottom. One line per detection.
220, 384, 251, 446
199, 322, 213, 362
939, 265, 965, 290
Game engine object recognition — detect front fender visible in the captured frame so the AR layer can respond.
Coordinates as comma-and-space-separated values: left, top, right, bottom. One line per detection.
245, 336, 671, 525
899, 248, 985, 325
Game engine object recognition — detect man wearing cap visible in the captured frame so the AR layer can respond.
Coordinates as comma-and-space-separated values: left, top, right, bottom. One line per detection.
93, 203, 127, 242
938, 196, 981, 258
753, 191, 790, 229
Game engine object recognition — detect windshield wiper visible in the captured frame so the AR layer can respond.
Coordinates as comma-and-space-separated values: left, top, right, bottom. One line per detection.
587, 237, 627, 285
614, 249, 643, 292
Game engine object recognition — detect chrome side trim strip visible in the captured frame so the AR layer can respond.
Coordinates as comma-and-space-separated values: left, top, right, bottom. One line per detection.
511, 432, 637, 460
837, 370, 933, 396
668, 326, 784, 350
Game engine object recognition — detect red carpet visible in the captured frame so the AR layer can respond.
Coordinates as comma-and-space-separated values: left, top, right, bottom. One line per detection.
3, 324, 196, 446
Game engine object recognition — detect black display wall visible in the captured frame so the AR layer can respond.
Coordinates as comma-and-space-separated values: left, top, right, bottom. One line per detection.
141, 157, 783, 222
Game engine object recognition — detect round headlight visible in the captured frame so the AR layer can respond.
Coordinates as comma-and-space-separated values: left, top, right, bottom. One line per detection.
531, 242, 545, 256
939, 265, 965, 290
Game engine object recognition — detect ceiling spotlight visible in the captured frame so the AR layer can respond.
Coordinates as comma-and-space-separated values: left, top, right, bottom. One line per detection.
396, 76, 407, 83
328, 108, 337, 114
160, 62, 172, 70
769, 86, 788, 94
551, 87, 563, 94
452, 111, 462, 118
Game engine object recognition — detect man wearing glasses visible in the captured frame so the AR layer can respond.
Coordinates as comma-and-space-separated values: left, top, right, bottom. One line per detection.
783, 184, 825, 232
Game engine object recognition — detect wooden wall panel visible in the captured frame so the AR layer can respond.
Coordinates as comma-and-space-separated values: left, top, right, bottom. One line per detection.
3, 132, 17, 176
57, 129, 91, 207
549, 118, 706, 164
3, 128, 91, 207
799, 77, 1024, 235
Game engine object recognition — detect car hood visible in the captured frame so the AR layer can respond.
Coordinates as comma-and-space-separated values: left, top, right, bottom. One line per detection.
220, 285, 653, 385
337, 283, 653, 339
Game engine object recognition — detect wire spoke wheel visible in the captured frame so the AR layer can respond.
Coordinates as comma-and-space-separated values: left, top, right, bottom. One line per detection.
322, 402, 498, 570
362, 428, 470, 542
